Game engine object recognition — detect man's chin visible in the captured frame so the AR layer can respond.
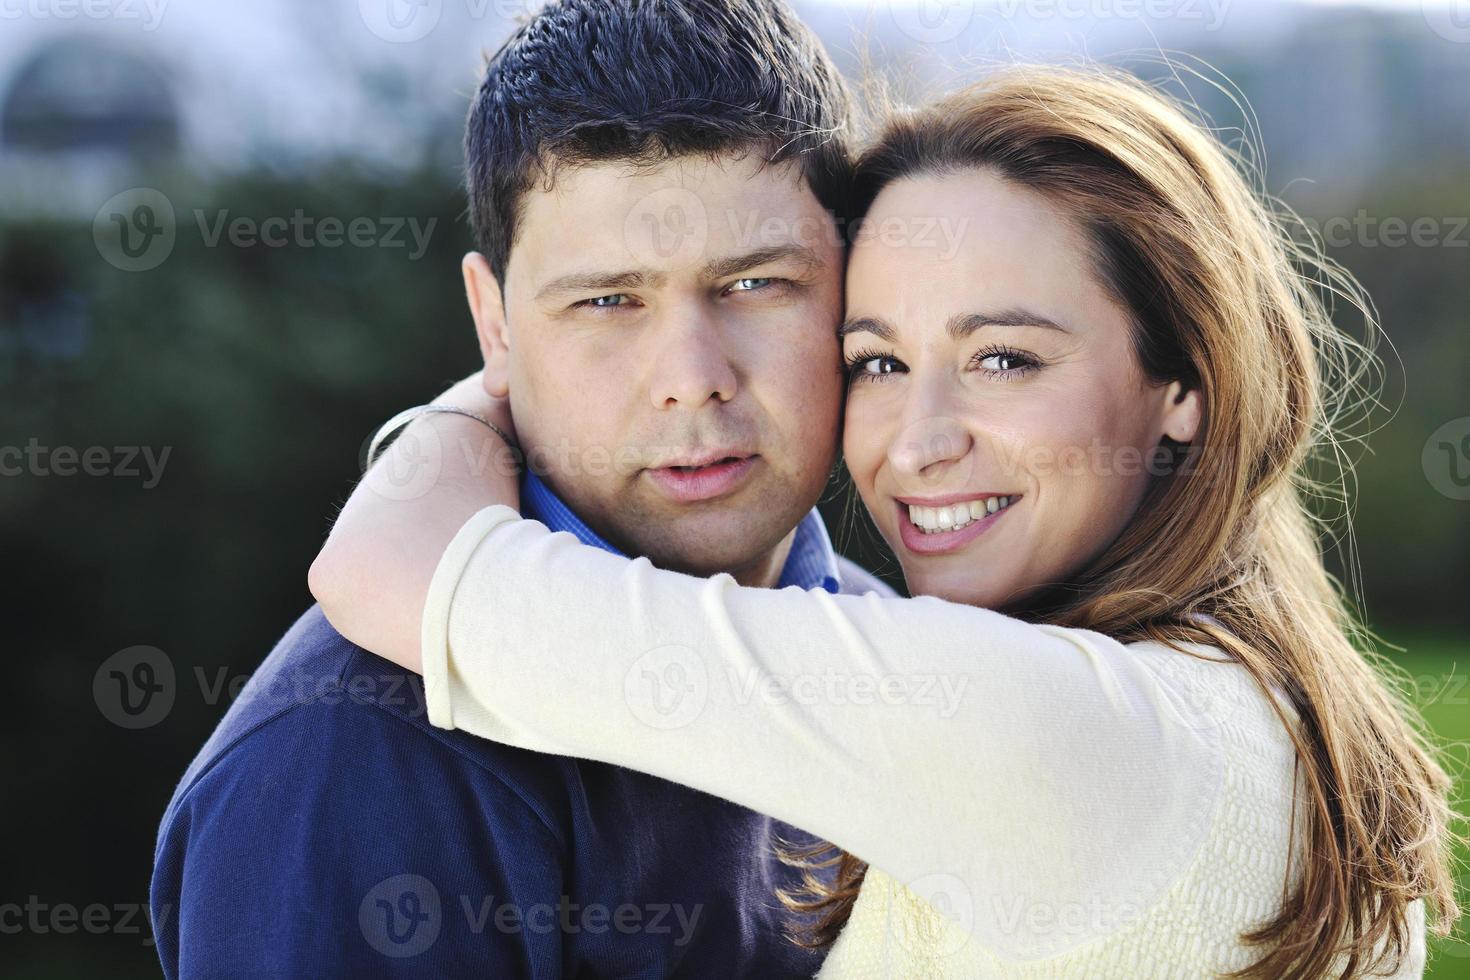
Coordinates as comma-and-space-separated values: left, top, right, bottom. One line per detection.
621, 504, 804, 580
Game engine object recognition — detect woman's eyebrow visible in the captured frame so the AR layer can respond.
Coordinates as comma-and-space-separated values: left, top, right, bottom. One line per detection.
838, 309, 1071, 342
948, 310, 1072, 337
837, 316, 896, 342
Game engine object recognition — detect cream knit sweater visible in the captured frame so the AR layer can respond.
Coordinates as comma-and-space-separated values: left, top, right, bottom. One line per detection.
420, 506, 1426, 978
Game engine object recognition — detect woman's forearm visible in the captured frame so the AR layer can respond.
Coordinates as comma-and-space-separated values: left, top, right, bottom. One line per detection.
421, 509, 1229, 947
308, 374, 521, 672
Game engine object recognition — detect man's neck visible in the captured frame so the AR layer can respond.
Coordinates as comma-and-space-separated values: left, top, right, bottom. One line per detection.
520, 471, 813, 591
725, 526, 798, 590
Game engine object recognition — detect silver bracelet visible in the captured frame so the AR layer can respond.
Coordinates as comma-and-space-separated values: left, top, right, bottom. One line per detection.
365, 404, 522, 471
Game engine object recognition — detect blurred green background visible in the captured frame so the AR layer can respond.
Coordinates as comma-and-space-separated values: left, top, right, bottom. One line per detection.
1, 0, 1467, 975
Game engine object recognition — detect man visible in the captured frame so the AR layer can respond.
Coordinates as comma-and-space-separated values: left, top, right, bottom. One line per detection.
151, 0, 891, 975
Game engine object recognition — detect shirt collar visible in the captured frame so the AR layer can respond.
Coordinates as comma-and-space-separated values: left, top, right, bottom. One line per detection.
520, 470, 841, 594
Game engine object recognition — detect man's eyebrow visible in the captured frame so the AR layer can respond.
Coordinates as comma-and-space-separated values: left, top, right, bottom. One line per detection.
536, 268, 666, 302
701, 244, 821, 282
837, 316, 896, 342
947, 309, 1072, 338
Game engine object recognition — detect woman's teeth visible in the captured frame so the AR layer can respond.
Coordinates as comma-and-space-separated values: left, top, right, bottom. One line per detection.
906, 497, 1015, 534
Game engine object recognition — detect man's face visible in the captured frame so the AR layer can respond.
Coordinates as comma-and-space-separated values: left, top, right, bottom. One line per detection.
497, 155, 845, 580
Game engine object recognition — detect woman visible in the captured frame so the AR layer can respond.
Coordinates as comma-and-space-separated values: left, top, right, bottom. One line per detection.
309, 68, 1458, 977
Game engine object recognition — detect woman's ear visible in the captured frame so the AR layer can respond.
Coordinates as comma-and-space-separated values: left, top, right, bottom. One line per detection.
1159, 381, 1203, 444
463, 252, 511, 399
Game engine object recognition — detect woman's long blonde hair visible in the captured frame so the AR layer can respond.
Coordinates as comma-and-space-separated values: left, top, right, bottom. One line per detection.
779, 65, 1461, 978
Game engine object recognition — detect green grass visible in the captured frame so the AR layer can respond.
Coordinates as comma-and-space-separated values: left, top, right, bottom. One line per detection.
1383, 635, 1470, 977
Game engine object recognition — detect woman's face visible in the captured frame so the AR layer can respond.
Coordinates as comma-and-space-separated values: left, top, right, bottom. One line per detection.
842, 170, 1200, 608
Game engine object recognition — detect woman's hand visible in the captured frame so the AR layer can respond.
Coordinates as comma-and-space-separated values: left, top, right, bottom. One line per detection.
308, 371, 522, 672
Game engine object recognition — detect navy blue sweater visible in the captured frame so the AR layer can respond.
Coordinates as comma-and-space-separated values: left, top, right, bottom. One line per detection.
152, 482, 887, 977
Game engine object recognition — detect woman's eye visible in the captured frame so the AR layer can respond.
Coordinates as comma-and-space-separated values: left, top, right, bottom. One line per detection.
975, 348, 1038, 376
847, 354, 904, 381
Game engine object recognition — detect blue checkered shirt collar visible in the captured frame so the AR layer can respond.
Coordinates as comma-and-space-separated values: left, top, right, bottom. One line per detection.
520, 470, 840, 594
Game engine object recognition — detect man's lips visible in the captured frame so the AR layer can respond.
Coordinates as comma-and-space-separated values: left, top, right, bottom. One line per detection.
643, 453, 759, 503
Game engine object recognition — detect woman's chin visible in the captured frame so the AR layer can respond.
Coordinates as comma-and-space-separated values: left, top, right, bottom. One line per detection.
900, 566, 1019, 610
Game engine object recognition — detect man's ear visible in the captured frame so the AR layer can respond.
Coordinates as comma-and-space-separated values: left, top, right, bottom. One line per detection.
1159, 381, 1203, 444
463, 252, 510, 398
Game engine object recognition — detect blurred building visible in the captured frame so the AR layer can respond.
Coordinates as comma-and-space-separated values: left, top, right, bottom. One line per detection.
0, 0, 522, 217
1, 0, 1469, 218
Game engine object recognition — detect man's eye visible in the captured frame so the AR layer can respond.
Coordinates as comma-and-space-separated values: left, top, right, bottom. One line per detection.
728, 277, 774, 293
584, 294, 631, 308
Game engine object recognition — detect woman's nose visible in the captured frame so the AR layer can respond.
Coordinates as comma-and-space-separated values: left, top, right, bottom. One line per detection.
886, 411, 974, 494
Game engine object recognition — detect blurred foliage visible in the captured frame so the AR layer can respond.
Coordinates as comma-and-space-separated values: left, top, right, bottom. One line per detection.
0, 157, 1465, 974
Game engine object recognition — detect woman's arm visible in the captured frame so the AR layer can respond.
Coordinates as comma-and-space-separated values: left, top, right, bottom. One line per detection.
422, 508, 1233, 956
308, 372, 520, 671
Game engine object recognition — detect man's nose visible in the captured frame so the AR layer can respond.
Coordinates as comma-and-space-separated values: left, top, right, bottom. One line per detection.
648, 308, 738, 410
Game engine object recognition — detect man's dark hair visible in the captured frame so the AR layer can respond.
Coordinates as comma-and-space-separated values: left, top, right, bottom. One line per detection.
465, 0, 853, 283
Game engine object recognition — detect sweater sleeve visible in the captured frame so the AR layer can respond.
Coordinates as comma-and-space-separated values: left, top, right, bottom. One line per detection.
421, 505, 1231, 959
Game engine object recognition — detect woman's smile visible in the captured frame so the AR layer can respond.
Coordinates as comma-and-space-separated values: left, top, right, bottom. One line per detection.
894, 493, 1020, 555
